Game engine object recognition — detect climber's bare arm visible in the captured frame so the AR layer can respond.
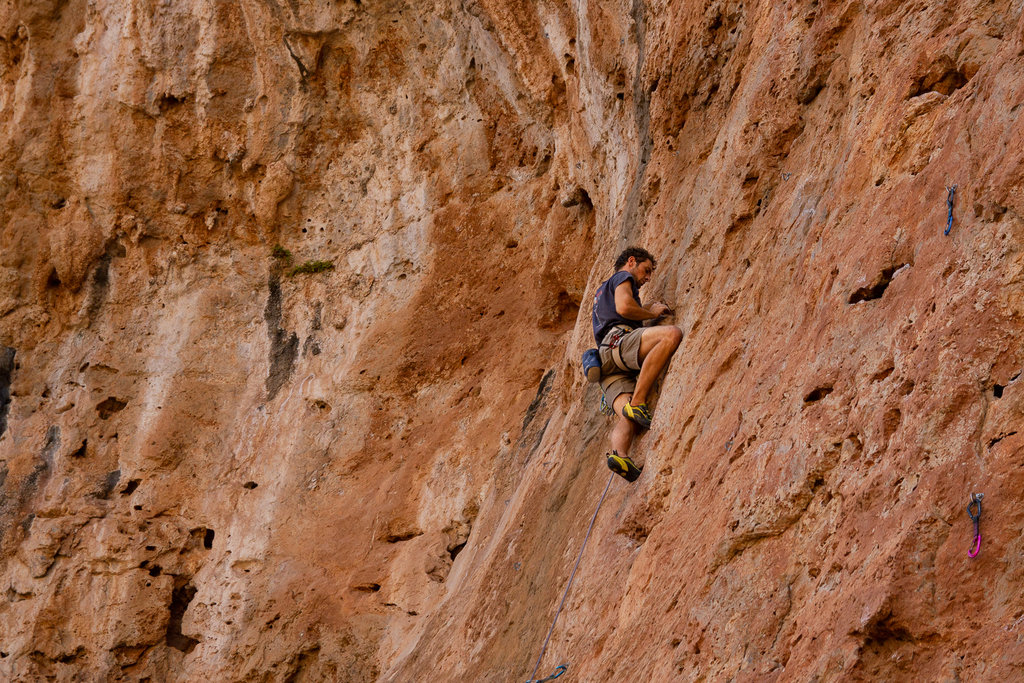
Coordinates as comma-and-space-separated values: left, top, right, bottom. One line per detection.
614, 281, 670, 320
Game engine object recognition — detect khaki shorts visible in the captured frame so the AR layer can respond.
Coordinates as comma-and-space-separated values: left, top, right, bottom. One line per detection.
598, 326, 644, 403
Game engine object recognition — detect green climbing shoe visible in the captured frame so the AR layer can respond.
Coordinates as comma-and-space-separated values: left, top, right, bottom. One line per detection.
621, 401, 652, 429
607, 451, 642, 482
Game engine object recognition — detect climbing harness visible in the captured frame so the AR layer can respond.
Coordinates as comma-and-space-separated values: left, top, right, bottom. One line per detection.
526, 472, 615, 683
944, 185, 958, 236
602, 324, 635, 373
967, 493, 983, 558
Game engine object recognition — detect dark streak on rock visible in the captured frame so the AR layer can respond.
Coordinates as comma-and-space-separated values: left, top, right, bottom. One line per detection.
86, 241, 124, 321
620, 0, 653, 240
40, 425, 60, 468
282, 34, 310, 80
265, 274, 299, 401
99, 469, 120, 499
0, 347, 14, 438
521, 369, 555, 435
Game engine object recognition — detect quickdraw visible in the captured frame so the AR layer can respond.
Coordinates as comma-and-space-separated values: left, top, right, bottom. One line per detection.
944, 185, 958, 236
527, 664, 568, 682
967, 493, 983, 558
603, 326, 629, 351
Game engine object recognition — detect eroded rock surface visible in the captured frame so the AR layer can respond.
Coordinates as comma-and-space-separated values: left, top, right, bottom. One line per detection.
1, 0, 1022, 680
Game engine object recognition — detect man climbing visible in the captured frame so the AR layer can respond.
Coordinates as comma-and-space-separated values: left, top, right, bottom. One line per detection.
591, 247, 682, 481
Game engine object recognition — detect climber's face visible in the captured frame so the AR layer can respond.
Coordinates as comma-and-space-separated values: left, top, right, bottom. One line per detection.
628, 257, 654, 287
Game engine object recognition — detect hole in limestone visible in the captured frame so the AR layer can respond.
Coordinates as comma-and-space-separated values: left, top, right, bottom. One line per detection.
993, 384, 1004, 399
804, 385, 833, 403
243, 481, 258, 489
383, 530, 422, 543
848, 265, 904, 304
71, 440, 87, 458
122, 479, 140, 496
352, 582, 381, 592
189, 527, 214, 549
134, 505, 142, 511
616, 92, 624, 100
908, 58, 969, 98
96, 397, 127, 419
577, 188, 593, 210
47, 269, 61, 289
871, 366, 894, 382
448, 540, 467, 562
145, 545, 156, 551
166, 579, 199, 653
149, 565, 162, 577
987, 431, 1016, 448
157, 93, 187, 110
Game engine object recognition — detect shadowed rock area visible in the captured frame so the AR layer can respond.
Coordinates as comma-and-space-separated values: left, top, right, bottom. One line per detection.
1, 0, 1023, 680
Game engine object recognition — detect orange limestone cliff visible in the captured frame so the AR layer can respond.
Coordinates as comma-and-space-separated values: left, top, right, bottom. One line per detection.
1, 0, 1022, 680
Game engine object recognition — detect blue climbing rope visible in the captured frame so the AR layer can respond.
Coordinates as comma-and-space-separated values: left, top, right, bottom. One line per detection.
944, 185, 958, 235
525, 472, 615, 683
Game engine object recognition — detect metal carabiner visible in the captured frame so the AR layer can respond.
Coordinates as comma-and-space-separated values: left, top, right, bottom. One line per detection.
967, 493, 982, 522
527, 664, 568, 683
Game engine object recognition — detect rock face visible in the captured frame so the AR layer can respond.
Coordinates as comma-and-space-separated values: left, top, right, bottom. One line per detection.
1, 0, 1023, 680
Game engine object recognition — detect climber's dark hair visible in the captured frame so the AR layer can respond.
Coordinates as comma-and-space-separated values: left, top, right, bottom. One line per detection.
614, 247, 656, 271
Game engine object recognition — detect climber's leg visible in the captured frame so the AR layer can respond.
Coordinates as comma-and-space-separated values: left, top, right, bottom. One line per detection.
607, 392, 642, 482
631, 325, 683, 406
610, 392, 636, 455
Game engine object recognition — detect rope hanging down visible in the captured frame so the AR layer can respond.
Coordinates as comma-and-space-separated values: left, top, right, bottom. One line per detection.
967, 493, 983, 558
526, 472, 616, 683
